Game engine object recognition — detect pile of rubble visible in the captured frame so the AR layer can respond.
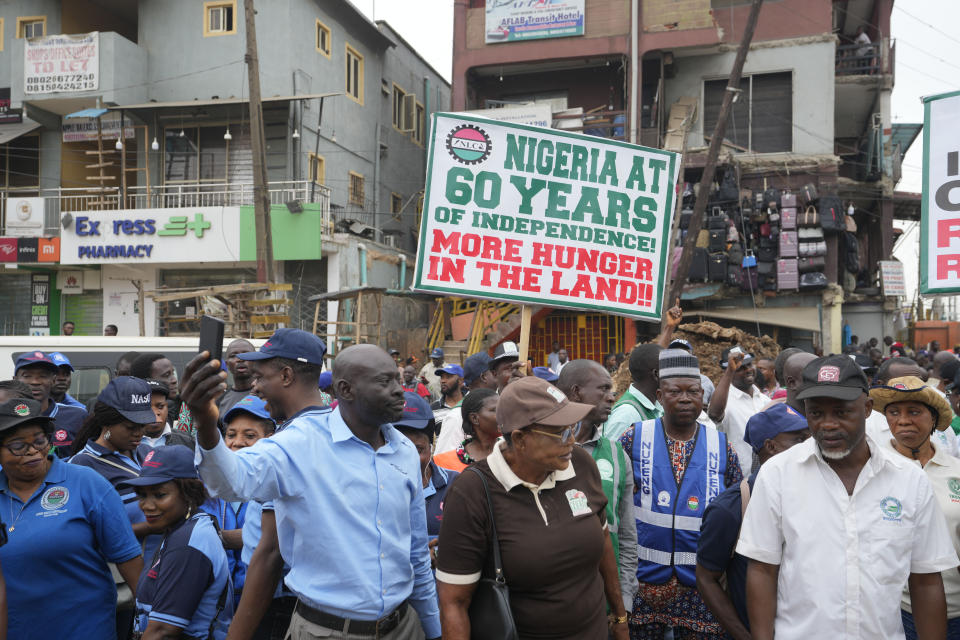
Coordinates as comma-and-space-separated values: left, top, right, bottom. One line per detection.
612, 321, 781, 396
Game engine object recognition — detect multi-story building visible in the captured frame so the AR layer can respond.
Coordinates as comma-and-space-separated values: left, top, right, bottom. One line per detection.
0, 0, 449, 337
450, 0, 910, 358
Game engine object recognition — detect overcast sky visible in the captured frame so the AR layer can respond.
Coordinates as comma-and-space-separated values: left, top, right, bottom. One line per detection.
355, 0, 960, 306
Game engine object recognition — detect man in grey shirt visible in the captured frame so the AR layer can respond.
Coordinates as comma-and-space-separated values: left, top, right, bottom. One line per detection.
218, 339, 256, 415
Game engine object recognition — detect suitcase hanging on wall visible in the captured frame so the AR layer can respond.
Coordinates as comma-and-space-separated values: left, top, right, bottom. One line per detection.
708, 230, 726, 252
689, 248, 710, 281
708, 253, 728, 281
781, 207, 797, 230
740, 266, 759, 292
798, 256, 826, 273
781, 191, 798, 208
779, 231, 798, 258
819, 195, 845, 233
777, 258, 799, 290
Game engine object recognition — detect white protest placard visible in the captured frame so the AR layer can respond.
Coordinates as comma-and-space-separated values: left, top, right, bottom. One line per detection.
24, 33, 99, 95
920, 90, 960, 294
413, 113, 680, 321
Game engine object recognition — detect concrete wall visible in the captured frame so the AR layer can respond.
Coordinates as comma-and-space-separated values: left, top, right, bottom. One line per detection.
664, 40, 835, 154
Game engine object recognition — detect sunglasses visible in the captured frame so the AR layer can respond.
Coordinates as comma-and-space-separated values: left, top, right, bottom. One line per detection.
528, 423, 581, 444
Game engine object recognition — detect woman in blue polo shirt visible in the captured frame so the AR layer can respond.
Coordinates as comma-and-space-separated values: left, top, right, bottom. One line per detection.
122, 445, 234, 640
0, 397, 143, 640
70, 376, 158, 535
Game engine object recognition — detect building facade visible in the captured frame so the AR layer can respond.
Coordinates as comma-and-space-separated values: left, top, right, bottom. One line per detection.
452, 0, 907, 357
0, 0, 449, 337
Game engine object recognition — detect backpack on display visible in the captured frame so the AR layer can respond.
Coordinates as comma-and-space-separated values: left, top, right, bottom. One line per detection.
718, 171, 739, 203
819, 195, 845, 233
844, 231, 860, 273
800, 182, 819, 204
799, 272, 829, 289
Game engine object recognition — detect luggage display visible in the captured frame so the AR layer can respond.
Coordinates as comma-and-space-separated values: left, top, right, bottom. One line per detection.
819, 195, 845, 233
800, 272, 829, 289
781, 191, 798, 208
708, 230, 726, 253
680, 209, 693, 230
798, 256, 826, 273
800, 182, 819, 204
779, 230, 798, 258
727, 265, 742, 288
799, 205, 819, 227
740, 267, 759, 291
799, 240, 827, 257
696, 229, 710, 248
781, 207, 797, 230
708, 253, 728, 281
763, 188, 781, 210
757, 261, 774, 277
758, 245, 777, 262
728, 244, 744, 266
689, 248, 709, 281
708, 215, 727, 230
777, 258, 799, 290
844, 231, 860, 273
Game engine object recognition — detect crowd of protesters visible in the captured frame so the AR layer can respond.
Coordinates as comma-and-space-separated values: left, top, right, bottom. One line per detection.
2, 308, 960, 640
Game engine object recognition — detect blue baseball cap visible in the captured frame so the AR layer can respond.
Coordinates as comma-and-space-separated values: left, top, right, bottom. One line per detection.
237, 328, 327, 365
119, 445, 199, 487
318, 371, 333, 389
743, 403, 809, 452
532, 366, 559, 382
463, 352, 492, 386
668, 339, 693, 352
430, 347, 444, 359
14, 351, 58, 374
394, 391, 434, 432
437, 363, 464, 377
97, 376, 158, 425
48, 352, 74, 371
223, 394, 275, 426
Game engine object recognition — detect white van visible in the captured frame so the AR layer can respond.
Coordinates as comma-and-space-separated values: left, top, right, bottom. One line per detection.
0, 336, 263, 404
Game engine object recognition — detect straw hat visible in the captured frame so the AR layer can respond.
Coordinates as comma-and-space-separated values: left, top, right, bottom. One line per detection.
869, 376, 954, 431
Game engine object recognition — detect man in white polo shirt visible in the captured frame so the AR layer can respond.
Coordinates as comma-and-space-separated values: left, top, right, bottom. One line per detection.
708, 347, 766, 477
737, 354, 957, 640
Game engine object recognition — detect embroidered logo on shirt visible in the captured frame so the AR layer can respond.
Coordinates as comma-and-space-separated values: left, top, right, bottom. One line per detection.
817, 366, 840, 382
949, 479, 960, 502
566, 489, 591, 516
880, 496, 903, 521
596, 459, 614, 482
657, 490, 671, 507
41, 486, 69, 511
687, 496, 700, 511
54, 429, 67, 442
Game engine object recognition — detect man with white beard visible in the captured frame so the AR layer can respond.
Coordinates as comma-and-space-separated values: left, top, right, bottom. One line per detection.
736, 354, 957, 640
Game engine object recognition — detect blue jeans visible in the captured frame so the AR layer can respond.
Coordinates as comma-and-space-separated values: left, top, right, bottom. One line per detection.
902, 609, 960, 639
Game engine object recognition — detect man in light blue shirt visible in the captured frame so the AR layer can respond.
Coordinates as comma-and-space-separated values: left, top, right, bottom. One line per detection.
605, 343, 665, 442
181, 329, 440, 640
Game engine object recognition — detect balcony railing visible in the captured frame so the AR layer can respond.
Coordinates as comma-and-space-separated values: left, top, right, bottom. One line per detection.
0, 181, 332, 236
836, 41, 887, 76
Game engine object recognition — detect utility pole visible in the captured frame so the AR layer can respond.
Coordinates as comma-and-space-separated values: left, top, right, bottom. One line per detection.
666, 0, 764, 312
243, 0, 275, 283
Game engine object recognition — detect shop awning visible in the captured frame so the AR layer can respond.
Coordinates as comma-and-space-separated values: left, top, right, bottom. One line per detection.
0, 117, 42, 145
691, 305, 822, 332
105, 92, 342, 111
64, 107, 109, 119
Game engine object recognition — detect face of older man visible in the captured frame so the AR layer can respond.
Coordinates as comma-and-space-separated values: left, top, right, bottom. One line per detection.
804, 394, 872, 461
657, 377, 703, 426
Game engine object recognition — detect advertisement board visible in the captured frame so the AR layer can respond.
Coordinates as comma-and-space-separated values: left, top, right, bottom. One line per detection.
485, 0, 585, 43
4, 197, 45, 237
413, 113, 680, 321
25, 32, 99, 94
920, 90, 960, 294
60, 207, 242, 264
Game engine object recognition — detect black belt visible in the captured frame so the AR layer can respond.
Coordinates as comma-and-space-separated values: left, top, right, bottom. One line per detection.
294, 599, 408, 637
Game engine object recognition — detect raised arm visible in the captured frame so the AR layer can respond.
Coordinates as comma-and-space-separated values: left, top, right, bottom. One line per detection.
708, 351, 743, 424
655, 298, 683, 348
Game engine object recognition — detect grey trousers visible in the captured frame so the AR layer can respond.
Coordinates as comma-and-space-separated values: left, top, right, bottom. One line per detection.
283, 605, 425, 640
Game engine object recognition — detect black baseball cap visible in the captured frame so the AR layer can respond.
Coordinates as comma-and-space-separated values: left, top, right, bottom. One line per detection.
463, 352, 492, 386
797, 355, 869, 401
97, 376, 160, 424
0, 398, 53, 434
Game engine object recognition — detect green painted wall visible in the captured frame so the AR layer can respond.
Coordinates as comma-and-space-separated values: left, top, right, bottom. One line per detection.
239, 204, 325, 261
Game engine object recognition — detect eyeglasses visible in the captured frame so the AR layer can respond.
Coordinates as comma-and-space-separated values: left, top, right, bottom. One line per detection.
4, 435, 49, 456
528, 423, 581, 444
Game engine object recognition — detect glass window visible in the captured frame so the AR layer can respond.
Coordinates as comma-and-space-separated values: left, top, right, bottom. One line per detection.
349, 172, 364, 206
392, 85, 405, 129
204, 1, 236, 36
164, 128, 199, 182
7, 135, 39, 188
414, 103, 425, 145
198, 127, 228, 181
17, 17, 45, 39
346, 45, 364, 104
316, 20, 331, 56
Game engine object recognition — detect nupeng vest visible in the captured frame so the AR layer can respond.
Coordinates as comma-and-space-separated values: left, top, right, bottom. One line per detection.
632, 418, 726, 587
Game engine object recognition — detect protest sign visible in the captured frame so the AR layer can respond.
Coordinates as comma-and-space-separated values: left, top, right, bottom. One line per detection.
413, 113, 680, 321
920, 90, 960, 294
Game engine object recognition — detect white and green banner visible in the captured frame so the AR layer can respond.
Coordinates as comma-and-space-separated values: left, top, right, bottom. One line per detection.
413, 113, 680, 321
920, 89, 960, 294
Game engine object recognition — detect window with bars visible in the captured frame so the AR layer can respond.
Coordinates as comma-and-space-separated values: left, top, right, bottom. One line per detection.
703, 71, 793, 153
348, 171, 365, 205
391, 193, 403, 220
204, 1, 236, 36
316, 20, 331, 57
346, 44, 364, 104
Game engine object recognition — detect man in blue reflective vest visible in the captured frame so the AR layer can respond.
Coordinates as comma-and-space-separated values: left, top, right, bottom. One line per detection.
619, 349, 743, 639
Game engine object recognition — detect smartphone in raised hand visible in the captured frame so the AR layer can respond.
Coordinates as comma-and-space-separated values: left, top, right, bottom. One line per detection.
198, 315, 225, 364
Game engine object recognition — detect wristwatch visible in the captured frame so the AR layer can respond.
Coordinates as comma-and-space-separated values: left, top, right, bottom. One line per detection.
609, 614, 628, 625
